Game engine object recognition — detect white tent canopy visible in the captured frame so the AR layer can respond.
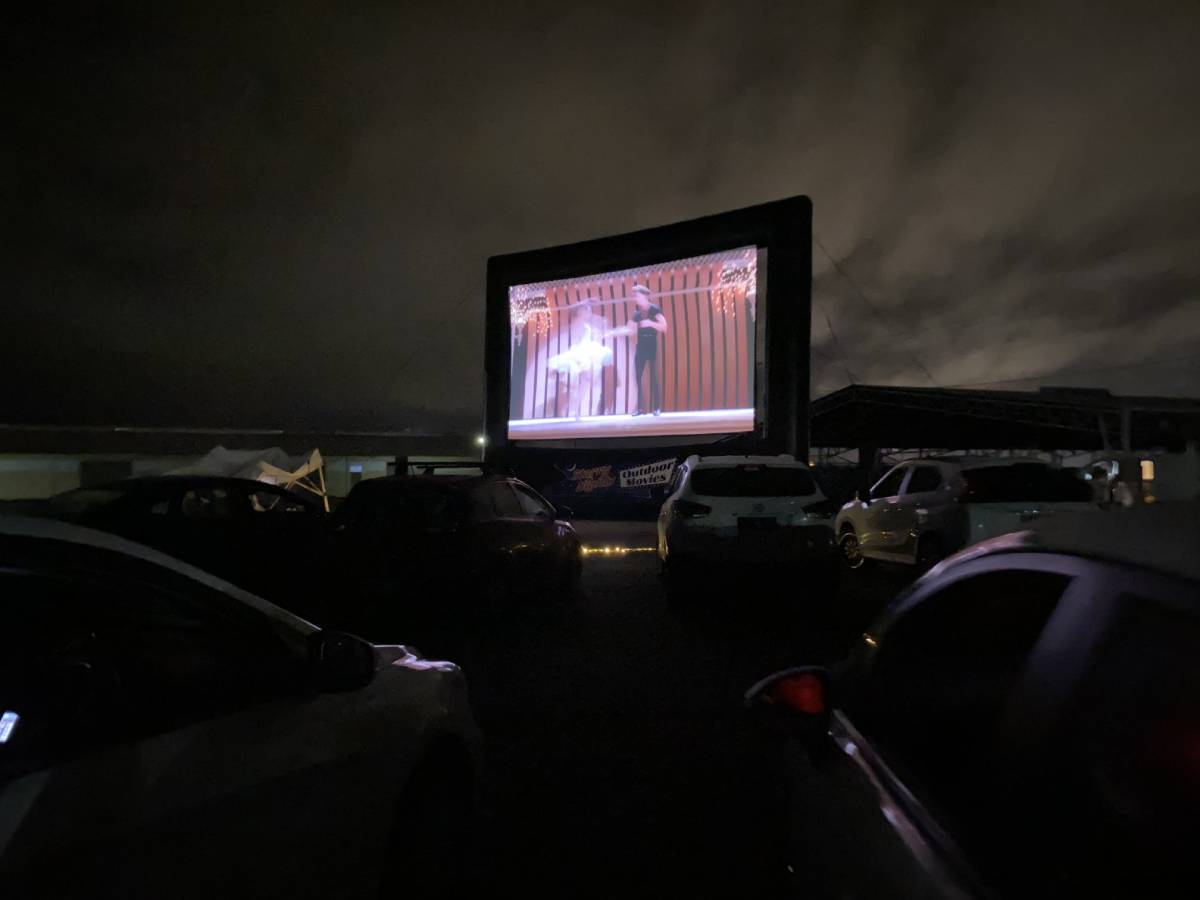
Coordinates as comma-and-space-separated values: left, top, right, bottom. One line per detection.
167, 445, 328, 511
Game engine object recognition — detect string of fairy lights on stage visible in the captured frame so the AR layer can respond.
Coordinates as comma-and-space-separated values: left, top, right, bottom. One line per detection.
510, 294, 551, 338
510, 258, 757, 337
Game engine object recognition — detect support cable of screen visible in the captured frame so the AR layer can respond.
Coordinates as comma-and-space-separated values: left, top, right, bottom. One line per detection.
388, 284, 480, 388
813, 236, 938, 387
813, 290, 858, 386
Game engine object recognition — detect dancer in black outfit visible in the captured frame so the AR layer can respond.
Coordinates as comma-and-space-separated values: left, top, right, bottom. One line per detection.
623, 284, 668, 416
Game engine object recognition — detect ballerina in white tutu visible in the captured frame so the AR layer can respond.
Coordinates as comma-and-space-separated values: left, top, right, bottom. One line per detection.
547, 305, 615, 419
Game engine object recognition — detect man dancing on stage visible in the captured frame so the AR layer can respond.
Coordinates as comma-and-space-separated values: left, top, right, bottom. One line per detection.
620, 284, 668, 416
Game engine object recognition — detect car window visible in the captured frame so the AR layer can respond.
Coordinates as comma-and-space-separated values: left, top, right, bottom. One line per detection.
180, 486, 242, 519
485, 482, 524, 518
961, 464, 1092, 503
0, 571, 299, 780
870, 466, 907, 499
249, 487, 311, 514
1010, 595, 1200, 895
666, 467, 684, 496
513, 484, 554, 519
905, 466, 941, 494
335, 483, 463, 532
688, 466, 817, 498
852, 570, 1069, 810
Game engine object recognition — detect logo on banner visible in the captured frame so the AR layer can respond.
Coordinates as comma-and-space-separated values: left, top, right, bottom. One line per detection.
569, 465, 616, 494
619, 458, 677, 489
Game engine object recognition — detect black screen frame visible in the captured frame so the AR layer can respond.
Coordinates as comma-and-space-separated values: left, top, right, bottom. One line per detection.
484, 196, 811, 460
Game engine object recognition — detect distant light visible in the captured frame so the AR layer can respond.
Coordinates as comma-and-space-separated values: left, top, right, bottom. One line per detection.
475, 435, 488, 446
0, 711, 18, 744
581, 545, 656, 556
808, 460, 816, 468
1140, 459, 1155, 481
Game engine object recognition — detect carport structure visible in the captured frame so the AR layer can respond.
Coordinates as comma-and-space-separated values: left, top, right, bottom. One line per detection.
811, 384, 1200, 463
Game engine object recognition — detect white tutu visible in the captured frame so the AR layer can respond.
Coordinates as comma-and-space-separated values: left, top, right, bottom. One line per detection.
548, 338, 613, 376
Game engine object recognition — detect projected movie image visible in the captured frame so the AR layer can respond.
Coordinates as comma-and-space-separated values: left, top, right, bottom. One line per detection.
508, 246, 760, 440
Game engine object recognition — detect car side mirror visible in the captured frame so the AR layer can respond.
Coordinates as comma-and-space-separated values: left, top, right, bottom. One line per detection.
556, 505, 574, 521
745, 666, 832, 759
309, 630, 376, 692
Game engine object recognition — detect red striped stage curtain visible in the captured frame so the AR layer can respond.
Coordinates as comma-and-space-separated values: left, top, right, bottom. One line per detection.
514, 248, 756, 420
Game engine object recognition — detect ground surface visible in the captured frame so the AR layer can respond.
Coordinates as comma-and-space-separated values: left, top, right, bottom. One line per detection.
442, 520, 907, 898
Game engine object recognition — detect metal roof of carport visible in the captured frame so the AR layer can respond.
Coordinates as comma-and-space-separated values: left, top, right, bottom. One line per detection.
810, 384, 1200, 452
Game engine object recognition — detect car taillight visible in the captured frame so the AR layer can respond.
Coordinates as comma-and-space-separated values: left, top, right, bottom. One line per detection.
770, 673, 826, 715
674, 499, 712, 518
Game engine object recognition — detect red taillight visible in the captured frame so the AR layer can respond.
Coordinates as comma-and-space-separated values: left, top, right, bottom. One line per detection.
771, 673, 826, 715
674, 499, 712, 518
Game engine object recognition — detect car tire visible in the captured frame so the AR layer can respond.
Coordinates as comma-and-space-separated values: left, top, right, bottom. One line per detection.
915, 535, 944, 572
661, 559, 687, 609
839, 527, 865, 570
380, 747, 475, 896
560, 543, 583, 601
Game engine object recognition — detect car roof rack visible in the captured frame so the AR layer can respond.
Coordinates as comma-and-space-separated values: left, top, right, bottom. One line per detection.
401, 458, 499, 477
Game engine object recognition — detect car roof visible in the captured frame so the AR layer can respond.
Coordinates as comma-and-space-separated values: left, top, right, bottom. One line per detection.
351, 473, 502, 490
0, 515, 319, 635
942, 503, 1200, 585
912, 456, 1063, 471
686, 454, 806, 468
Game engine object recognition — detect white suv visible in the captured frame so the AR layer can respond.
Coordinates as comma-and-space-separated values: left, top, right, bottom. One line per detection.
657, 454, 838, 585
835, 457, 1099, 570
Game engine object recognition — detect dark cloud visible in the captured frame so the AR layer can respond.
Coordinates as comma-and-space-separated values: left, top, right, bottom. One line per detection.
7, 1, 1199, 430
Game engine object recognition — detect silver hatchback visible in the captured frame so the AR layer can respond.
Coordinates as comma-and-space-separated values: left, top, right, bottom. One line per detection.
835, 458, 1099, 570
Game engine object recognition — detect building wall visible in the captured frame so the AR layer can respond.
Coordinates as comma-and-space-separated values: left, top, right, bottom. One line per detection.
0, 457, 85, 499
0, 453, 399, 500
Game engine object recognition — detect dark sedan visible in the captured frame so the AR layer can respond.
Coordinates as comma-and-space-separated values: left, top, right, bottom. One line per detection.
323, 473, 583, 639
23, 476, 326, 614
747, 505, 1199, 899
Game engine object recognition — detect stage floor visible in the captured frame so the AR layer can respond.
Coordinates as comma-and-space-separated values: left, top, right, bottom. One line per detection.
508, 408, 754, 439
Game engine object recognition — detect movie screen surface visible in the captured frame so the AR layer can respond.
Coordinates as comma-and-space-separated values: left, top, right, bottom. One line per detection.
508, 246, 760, 440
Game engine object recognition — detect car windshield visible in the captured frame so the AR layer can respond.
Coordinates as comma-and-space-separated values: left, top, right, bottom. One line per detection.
962, 465, 1093, 503
690, 466, 817, 498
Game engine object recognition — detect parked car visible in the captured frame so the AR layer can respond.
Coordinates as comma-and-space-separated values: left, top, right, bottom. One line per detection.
657, 455, 839, 600
326, 473, 583, 635
23, 476, 327, 614
0, 515, 481, 898
835, 458, 1097, 570
746, 504, 1200, 898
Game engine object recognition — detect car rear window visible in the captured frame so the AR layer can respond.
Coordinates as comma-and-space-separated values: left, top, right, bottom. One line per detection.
689, 466, 817, 498
962, 465, 1092, 503
335, 482, 465, 530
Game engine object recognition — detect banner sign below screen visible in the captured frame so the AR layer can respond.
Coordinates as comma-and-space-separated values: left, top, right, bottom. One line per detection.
618, 458, 677, 489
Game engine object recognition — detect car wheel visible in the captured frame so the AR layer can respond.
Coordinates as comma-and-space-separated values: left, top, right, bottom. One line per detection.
380, 747, 474, 896
661, 559, 686, 608
560, 543, 583, 600
839, 528, 864, 570
915, 535, 944, 572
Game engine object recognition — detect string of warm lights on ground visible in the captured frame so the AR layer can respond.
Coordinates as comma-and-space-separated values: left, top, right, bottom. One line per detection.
581, 545, 658, 556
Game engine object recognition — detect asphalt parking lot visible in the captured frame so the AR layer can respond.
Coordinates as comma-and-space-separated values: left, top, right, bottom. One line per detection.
446, 520, 908, 898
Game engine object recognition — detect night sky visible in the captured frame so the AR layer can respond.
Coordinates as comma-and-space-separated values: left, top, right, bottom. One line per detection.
9, 2, 1200, 431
